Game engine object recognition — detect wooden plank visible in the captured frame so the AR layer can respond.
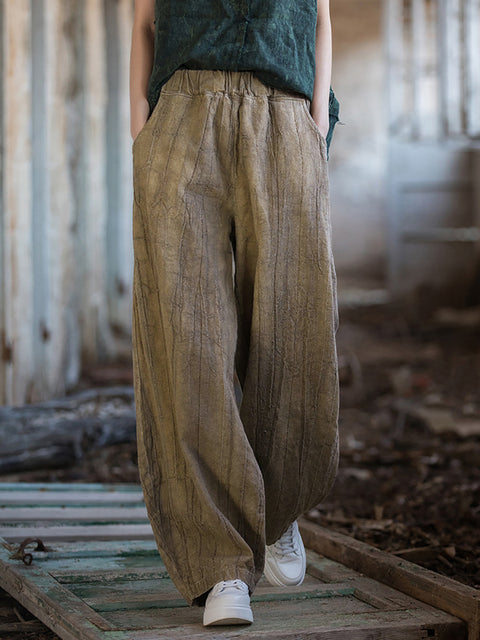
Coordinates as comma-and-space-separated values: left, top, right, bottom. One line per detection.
0, 0, 34, 405
44, 549, 450, 616
68, 575, 427, 614
67, 576, 336, 606
383, 0, 406, 137
0, 540, 115, 639
410, 0, 426, 139
0, 488, 144, 505
307, 550, 429, 611
88, 585, 359, 612
51, 569, 171, 584
0, 523, 154, 542
30, 555, 166, 574
1, 0, 142, 404
0, 485, 469, 639
349, 577, 423, 612
3, 531, 464, 639
80, 0, 115, 361
13, 538, 158, 556
31, 0, 51, 401
422, 0, 442, 139
104, 0, 135, 346
299, 517, 480, 640
36, 0, 79, 400
0, 506, 148, 521
0, 481, 141, 491
99, 606, 465, 639
306, 550, 359, 582
437, 0, 463, 136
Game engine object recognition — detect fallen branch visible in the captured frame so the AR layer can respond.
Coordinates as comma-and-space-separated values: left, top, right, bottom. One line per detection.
0, 387, 136, 474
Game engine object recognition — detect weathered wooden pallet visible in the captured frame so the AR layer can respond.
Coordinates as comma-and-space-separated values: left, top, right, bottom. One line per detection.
0, 482, 477, 639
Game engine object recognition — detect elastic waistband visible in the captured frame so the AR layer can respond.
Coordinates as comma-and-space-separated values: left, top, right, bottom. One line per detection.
161, 68, 305, 99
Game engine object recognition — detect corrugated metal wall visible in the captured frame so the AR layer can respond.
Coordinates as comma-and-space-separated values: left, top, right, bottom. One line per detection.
0, 0, 135, 405
385, 0, 480, 140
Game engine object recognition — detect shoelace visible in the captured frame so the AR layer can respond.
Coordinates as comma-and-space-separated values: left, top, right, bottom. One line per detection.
273, 523, 298, 555
214, 579, 247, 594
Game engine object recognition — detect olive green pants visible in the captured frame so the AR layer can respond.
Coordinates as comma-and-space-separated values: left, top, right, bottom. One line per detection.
131, 69, 339, 607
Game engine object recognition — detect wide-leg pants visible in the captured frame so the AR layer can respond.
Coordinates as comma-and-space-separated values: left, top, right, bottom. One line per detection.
131, 68, 339, 607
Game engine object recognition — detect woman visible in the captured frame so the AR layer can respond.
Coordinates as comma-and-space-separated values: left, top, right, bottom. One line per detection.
130, 0, 340, 627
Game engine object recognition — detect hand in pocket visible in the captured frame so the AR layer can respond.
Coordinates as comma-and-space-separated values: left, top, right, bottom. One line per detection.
132, 98, 151, 143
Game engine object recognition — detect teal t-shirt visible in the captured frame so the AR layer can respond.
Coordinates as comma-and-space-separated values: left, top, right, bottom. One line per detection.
147, 0, 340, 155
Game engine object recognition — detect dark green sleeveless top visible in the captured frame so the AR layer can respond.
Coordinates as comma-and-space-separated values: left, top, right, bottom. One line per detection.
146, 0, 340, 153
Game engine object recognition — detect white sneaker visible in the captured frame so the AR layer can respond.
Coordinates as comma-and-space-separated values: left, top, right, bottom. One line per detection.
264, 520, 306, 586
203, 579, 253, 626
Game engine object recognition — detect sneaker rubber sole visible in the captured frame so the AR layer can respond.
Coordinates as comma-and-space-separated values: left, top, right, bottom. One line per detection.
203, 605, 253, 626
263, 556, 305, 586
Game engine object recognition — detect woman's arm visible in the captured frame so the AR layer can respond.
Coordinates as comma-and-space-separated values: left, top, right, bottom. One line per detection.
130, 0, 155, 141
310, 0, 332, 139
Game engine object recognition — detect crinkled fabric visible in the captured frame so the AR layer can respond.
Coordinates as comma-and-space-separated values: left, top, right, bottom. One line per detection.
132, 69, 340, 607
147, 0, 340, 159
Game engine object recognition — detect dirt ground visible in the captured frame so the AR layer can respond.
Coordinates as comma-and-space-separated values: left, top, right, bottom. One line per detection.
1, 302, 479, 637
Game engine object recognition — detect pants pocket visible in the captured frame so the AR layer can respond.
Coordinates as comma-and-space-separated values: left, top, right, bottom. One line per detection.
132, 90, 165, 154
300, 98, 328, 160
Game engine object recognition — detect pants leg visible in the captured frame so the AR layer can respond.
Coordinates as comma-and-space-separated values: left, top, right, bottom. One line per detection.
132, 76, 265, 606
232, 92, 340, 546
131, 68, 339, 607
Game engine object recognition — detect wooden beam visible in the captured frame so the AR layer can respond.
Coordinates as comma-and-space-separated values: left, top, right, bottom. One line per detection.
0, 541, 115, 638
0, 0, 34, 405
0, 506, 148, 521
0, 523, 155, 542
437, 0, 463, 137
105, 0, 135, 351
383, 0, 406, 137
0, 489, 143, 505
298, 518, 480, 640
410, 0, 426, 139
31, 0, 50, 400
80, 0, 113, 362
464, 0, 480, 136
0, 386, 136, 473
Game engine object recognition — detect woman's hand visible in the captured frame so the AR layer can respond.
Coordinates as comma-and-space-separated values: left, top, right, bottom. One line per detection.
310, 104, 329, 140
131, 97, 151, 142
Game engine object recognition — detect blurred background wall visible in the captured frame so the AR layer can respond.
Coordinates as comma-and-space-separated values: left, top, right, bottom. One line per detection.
331, 0, 480, 306
1, 0, 479, 405
1, 0, 134, 404
330, 0, 387, 286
